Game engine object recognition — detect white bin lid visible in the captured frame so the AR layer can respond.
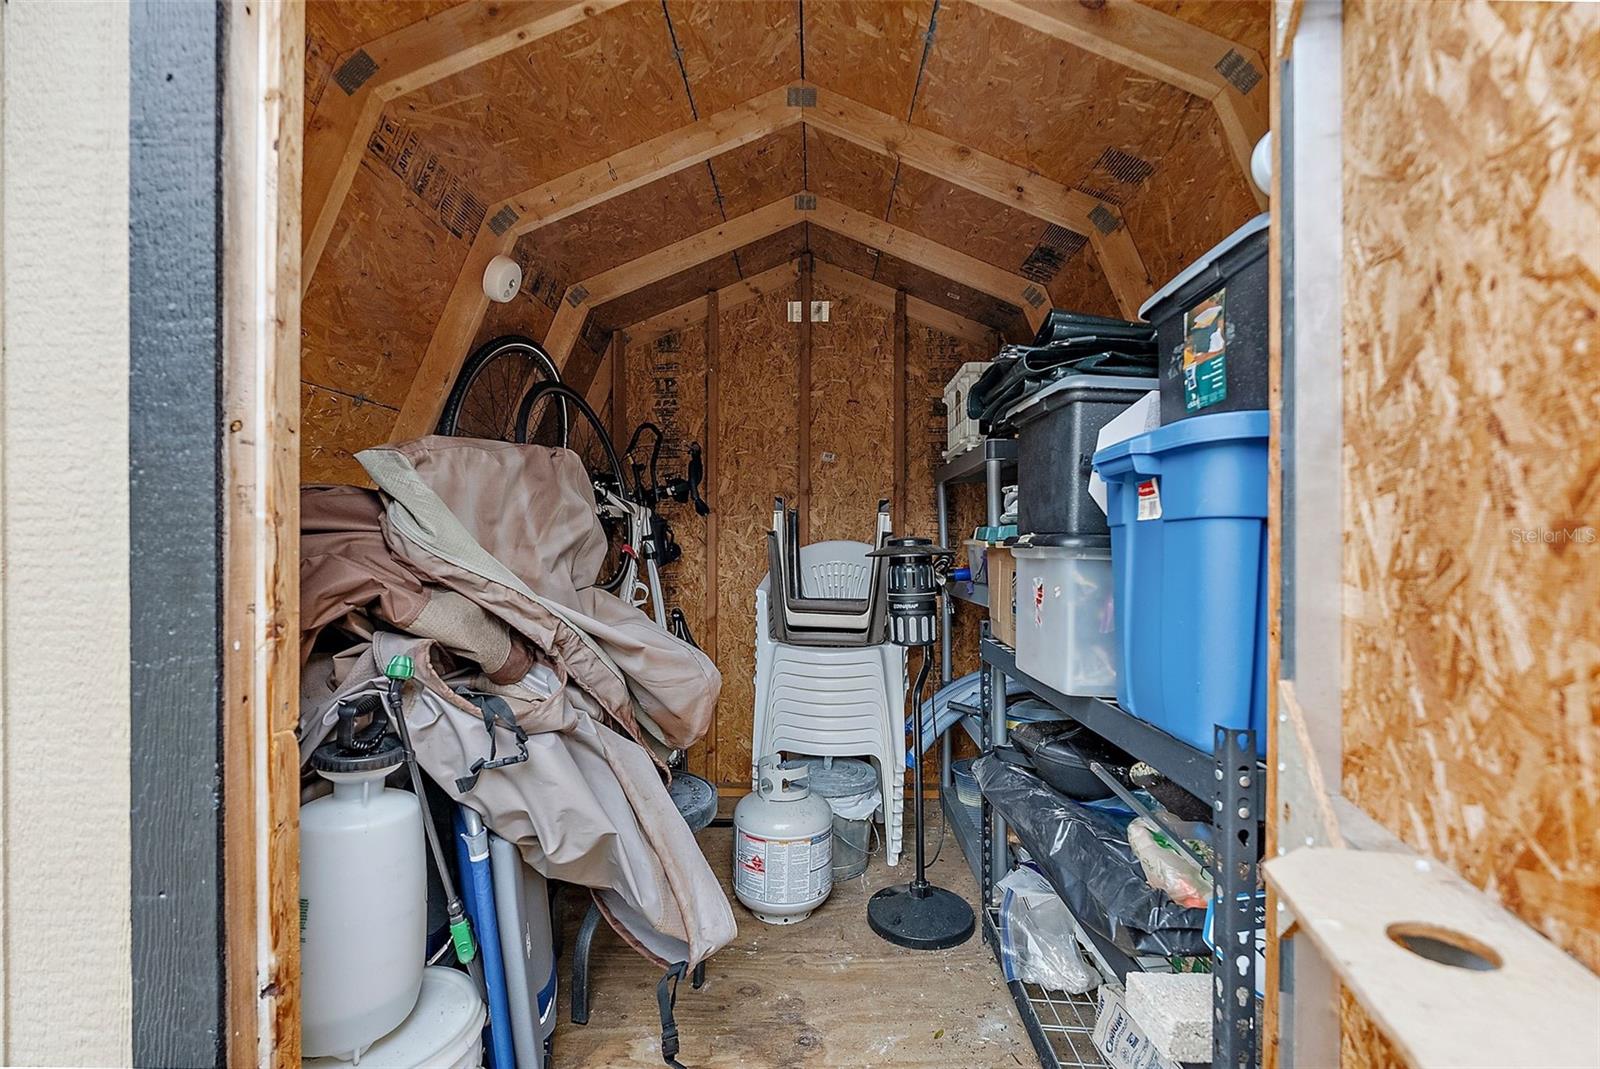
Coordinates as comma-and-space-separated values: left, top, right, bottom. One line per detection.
304, 967, 485, 1069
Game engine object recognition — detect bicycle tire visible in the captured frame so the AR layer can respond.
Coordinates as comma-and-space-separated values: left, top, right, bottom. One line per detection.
436, 335, 563, 441
514, 380, 631, 593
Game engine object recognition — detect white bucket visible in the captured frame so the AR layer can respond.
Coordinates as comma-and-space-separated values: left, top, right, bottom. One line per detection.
303, 967, 485, 1069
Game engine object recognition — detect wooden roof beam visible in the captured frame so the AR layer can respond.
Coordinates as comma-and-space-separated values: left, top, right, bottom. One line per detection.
809, 261, 998, 347
969, 0, 1269, 211
544, 194, 1045, 371
302, 0, 629, 289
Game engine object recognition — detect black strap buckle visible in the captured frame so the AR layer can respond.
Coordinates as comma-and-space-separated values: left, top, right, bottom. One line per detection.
453, 692, 529, 792
657, 961, 689, 1068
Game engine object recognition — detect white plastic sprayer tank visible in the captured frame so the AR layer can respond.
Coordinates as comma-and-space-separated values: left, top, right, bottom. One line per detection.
300, 734, 426, 1060
733, 756, 834, 923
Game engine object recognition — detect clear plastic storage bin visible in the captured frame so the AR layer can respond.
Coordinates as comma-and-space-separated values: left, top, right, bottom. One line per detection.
1011, 541, 1118, 697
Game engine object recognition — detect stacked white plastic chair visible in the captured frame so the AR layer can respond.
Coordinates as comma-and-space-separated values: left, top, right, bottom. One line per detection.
754, 538, 907, 866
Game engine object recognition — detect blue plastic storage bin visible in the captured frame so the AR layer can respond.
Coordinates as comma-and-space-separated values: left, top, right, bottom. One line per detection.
1092, 410, 1269, 756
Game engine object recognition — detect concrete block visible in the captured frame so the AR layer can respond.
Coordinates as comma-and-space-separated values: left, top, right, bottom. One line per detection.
1125, 972, 1212, 1063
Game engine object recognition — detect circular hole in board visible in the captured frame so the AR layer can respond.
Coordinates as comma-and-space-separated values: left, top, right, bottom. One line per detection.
1386, 922, 1503, 972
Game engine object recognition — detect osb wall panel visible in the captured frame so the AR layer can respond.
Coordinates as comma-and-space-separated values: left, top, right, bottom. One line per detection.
1121, 97, 1262, 293
710, 127, 805, 218
386, 3, 693, 204
912, 2, 1199, 197
801, 0, 935, 118
907, 324, 992, 687
1341, 0, 1600, 995
592, 253, 745, 330
666, 0, 799, 115
301, 160, 470, 483
889, 167, 1047, 279
714, 286, 801, 786
808, 284, 896, 542
622, 324, 712, 773
1049, 246, 1121, 319
301, 383, 396, 486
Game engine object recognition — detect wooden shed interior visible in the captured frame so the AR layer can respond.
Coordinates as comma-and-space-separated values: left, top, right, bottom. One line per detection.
265, 3, 1600, 1068
300, 0, 1267, 789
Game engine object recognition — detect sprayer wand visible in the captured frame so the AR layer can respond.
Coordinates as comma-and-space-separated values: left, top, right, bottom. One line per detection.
380, 655, 482, 986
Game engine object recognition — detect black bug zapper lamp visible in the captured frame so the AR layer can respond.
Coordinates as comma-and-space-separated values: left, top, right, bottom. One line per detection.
865, 537, 975, 950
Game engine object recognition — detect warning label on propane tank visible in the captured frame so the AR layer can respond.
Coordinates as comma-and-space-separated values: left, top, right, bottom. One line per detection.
735, 829, 831, 905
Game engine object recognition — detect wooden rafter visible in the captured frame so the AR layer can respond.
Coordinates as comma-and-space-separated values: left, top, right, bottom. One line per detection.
543, 194, 1045, 371
969, 0, 1269, 210
810, 261, 997, 347
627, 261, 802, 344
392, 76, 1175, 438
301, 0, 629, 288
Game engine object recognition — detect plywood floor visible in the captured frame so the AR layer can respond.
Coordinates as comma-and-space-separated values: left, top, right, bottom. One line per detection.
553, 820, 1034, 1068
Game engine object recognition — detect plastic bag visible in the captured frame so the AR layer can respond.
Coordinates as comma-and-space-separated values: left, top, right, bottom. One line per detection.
997, 866, 1100, 993
974, 752, 1209, 956
1127, 818, 1212, 909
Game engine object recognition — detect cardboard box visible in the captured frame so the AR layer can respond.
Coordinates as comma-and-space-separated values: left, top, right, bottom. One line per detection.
988, 545, 1015, 646
1092, 986, 1182, 1069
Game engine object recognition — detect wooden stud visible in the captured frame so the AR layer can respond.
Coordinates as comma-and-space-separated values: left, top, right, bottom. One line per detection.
301, 0, 627, 286
222, 2, 301, 1063
969, 0, 1269, 210
797, 254, 814, 544
893, 289, 909, 531
703, 287, 721, 780
608, 331, 627, 445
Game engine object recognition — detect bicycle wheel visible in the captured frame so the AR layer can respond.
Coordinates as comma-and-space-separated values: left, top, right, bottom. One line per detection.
514, 380, 631, 593
437, 335, 563, 441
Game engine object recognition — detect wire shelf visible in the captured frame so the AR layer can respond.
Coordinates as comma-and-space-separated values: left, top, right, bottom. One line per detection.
983, 907, 1107, 1069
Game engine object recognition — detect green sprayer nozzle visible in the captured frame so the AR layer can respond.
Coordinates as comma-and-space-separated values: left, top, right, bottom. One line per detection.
384, 655, 415, 681
449, 917, 477, 964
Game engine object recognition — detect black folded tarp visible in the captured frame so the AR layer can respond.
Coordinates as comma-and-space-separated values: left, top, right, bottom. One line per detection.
966, 311, 1157, 428
974, 752, 1209, 958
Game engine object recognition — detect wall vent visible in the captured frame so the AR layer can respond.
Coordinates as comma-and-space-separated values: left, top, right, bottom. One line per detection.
1215, 49, 1263, 95
487, 206, 520, 235
1088, 204, 1121, 235
334, 50, 378, 95
1020, 225, 1087, 284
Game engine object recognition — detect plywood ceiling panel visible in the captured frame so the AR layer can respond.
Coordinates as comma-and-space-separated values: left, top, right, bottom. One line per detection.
804, 126, 897, 218
1135, 0, 1270, 62
590, 253, 744, 330
712, 126, 806, 219
802, 0, 935, 118
1120, 98, 1261, 292
888, 166, 1048, 278
911, 1, 1198, 196
386, 3, 694, 203
519, 166, 724, 283
666, 0, 801, 115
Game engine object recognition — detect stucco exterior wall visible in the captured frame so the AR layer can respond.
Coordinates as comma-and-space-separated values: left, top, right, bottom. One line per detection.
0, 2, 134, 1063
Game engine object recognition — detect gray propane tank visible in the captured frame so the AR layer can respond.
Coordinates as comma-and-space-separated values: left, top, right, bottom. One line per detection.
733, 756, 834, 924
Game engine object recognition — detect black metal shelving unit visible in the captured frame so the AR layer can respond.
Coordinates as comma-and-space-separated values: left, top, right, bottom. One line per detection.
933, 436, 1264, 1069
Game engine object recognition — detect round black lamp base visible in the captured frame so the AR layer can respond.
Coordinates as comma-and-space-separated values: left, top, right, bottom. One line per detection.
867, 883, 975, 950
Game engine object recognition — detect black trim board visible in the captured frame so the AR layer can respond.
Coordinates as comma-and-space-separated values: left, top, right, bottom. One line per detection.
129, 2, 226, 1066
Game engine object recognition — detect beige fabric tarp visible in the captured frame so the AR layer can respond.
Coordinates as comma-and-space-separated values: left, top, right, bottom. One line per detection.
299, 437, 732, 969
